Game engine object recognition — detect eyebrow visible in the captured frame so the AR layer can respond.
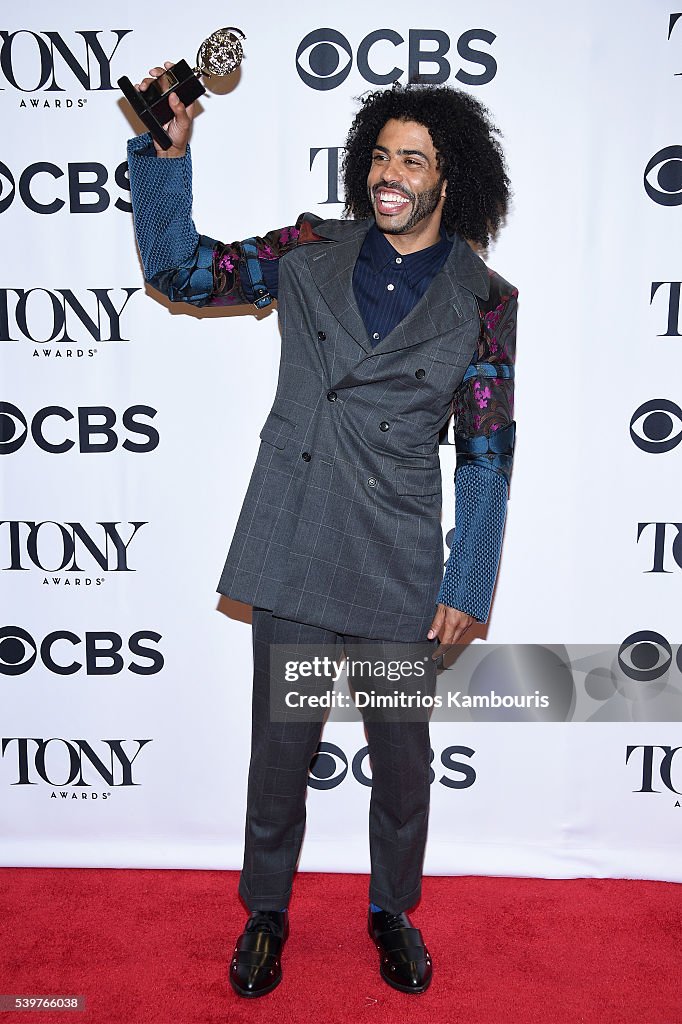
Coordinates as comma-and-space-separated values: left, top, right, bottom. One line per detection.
372, 144, 430, 162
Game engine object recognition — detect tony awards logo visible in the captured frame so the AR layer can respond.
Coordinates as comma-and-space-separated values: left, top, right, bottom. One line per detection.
117, 27, 245, 149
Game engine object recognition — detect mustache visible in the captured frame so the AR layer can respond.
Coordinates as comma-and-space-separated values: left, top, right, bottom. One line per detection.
371, 182, 414, 201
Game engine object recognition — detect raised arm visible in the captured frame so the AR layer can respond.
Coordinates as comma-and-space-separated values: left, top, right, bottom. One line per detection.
429, 277, 518, 644
126, 66, 315, 309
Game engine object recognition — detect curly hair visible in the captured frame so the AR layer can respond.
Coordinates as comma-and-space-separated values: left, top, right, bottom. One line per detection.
342, 83, 511, 249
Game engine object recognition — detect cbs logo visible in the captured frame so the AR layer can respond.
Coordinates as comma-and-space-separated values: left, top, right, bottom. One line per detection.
295, 27, 496, 91
0, 160, 131, 215
0, 402, 158, 454
0, 626, 163, 676
307, 740, 475, 789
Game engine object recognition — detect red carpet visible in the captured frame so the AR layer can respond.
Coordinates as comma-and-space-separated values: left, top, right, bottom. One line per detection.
1, 869, 680, 1024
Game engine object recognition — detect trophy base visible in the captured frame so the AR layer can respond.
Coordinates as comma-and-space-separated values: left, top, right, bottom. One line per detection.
118, 60, 205, 150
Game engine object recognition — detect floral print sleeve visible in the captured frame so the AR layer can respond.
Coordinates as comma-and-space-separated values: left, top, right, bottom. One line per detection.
210, 217, 324, 307
452, 275, 518, 485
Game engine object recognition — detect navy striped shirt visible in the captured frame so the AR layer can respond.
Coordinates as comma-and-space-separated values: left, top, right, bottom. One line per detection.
353, 223, 452, 346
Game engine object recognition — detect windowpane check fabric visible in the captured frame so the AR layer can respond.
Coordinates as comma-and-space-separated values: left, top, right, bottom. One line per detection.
127, 133, 518, 631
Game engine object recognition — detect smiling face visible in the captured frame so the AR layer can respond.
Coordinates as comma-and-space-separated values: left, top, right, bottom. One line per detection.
366, 118, 447, 252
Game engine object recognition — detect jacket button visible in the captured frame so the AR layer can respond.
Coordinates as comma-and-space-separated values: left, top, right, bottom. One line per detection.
301, 452, 311, 462
379, 421, 390, 431
367, 477, 377, 487
327, 390, 337, 402
317, 331, 326, 341
415, 368, 426, 379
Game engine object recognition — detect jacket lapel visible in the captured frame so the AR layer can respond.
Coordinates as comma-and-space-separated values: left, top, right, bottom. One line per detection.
306, 218, 374, 355
305, 217, 491, 358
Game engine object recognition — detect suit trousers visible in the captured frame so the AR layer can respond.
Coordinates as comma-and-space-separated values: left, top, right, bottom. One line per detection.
238, 607, 439, 915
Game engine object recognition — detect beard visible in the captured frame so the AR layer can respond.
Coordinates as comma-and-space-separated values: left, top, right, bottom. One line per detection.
369, 176, 445, 234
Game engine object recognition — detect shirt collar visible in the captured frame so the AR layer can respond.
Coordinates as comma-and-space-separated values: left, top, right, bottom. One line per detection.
363, 222, 452, 285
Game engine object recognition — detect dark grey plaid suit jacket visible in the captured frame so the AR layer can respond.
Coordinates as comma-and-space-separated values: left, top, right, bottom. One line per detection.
216, 216, 493, 641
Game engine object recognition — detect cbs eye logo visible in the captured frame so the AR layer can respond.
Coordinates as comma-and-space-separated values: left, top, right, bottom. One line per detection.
617, 631, 679, 682
307, 742, 382, 788
308, 741, 350, 788
0, 627, 38, 675
644, 146, 682, 206
630, 399, 682, 453
296, 29, 353, 90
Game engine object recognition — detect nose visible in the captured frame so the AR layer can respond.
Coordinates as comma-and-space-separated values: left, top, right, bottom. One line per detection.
380, 156, 403, 183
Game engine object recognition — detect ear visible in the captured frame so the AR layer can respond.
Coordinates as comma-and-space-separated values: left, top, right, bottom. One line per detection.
441, 177, 448, 200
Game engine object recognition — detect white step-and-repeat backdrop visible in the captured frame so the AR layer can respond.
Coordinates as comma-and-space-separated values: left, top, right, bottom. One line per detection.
1, 1, 681, 879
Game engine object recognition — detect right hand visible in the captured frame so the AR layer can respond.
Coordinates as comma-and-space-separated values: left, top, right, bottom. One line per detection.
134, 61, 196, 158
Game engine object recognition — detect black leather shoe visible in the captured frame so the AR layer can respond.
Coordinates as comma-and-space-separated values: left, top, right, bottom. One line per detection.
229, 910, 289, 997
368, 909, 432, 994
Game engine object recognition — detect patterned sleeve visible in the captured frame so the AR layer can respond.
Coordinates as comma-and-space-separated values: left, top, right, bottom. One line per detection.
126, 131, 319, 307
210, 220, 322, 309
451, 281, 518, 482
436, 280, 518, 622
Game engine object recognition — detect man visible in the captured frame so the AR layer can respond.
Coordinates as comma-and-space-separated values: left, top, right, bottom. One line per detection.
127, 73, 517, 997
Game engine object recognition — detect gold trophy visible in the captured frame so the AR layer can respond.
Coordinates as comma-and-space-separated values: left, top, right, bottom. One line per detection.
118, 27, 245, 150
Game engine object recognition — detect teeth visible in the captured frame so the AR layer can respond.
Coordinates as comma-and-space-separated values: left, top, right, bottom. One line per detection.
379, 191, 408, 205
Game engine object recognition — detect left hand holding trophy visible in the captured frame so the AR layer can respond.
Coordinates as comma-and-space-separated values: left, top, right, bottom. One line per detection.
118, 27, 245, 153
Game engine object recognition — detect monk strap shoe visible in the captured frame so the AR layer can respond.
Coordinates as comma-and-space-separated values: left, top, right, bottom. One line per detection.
368, 909, 432, 994
229, 910, 289, 997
